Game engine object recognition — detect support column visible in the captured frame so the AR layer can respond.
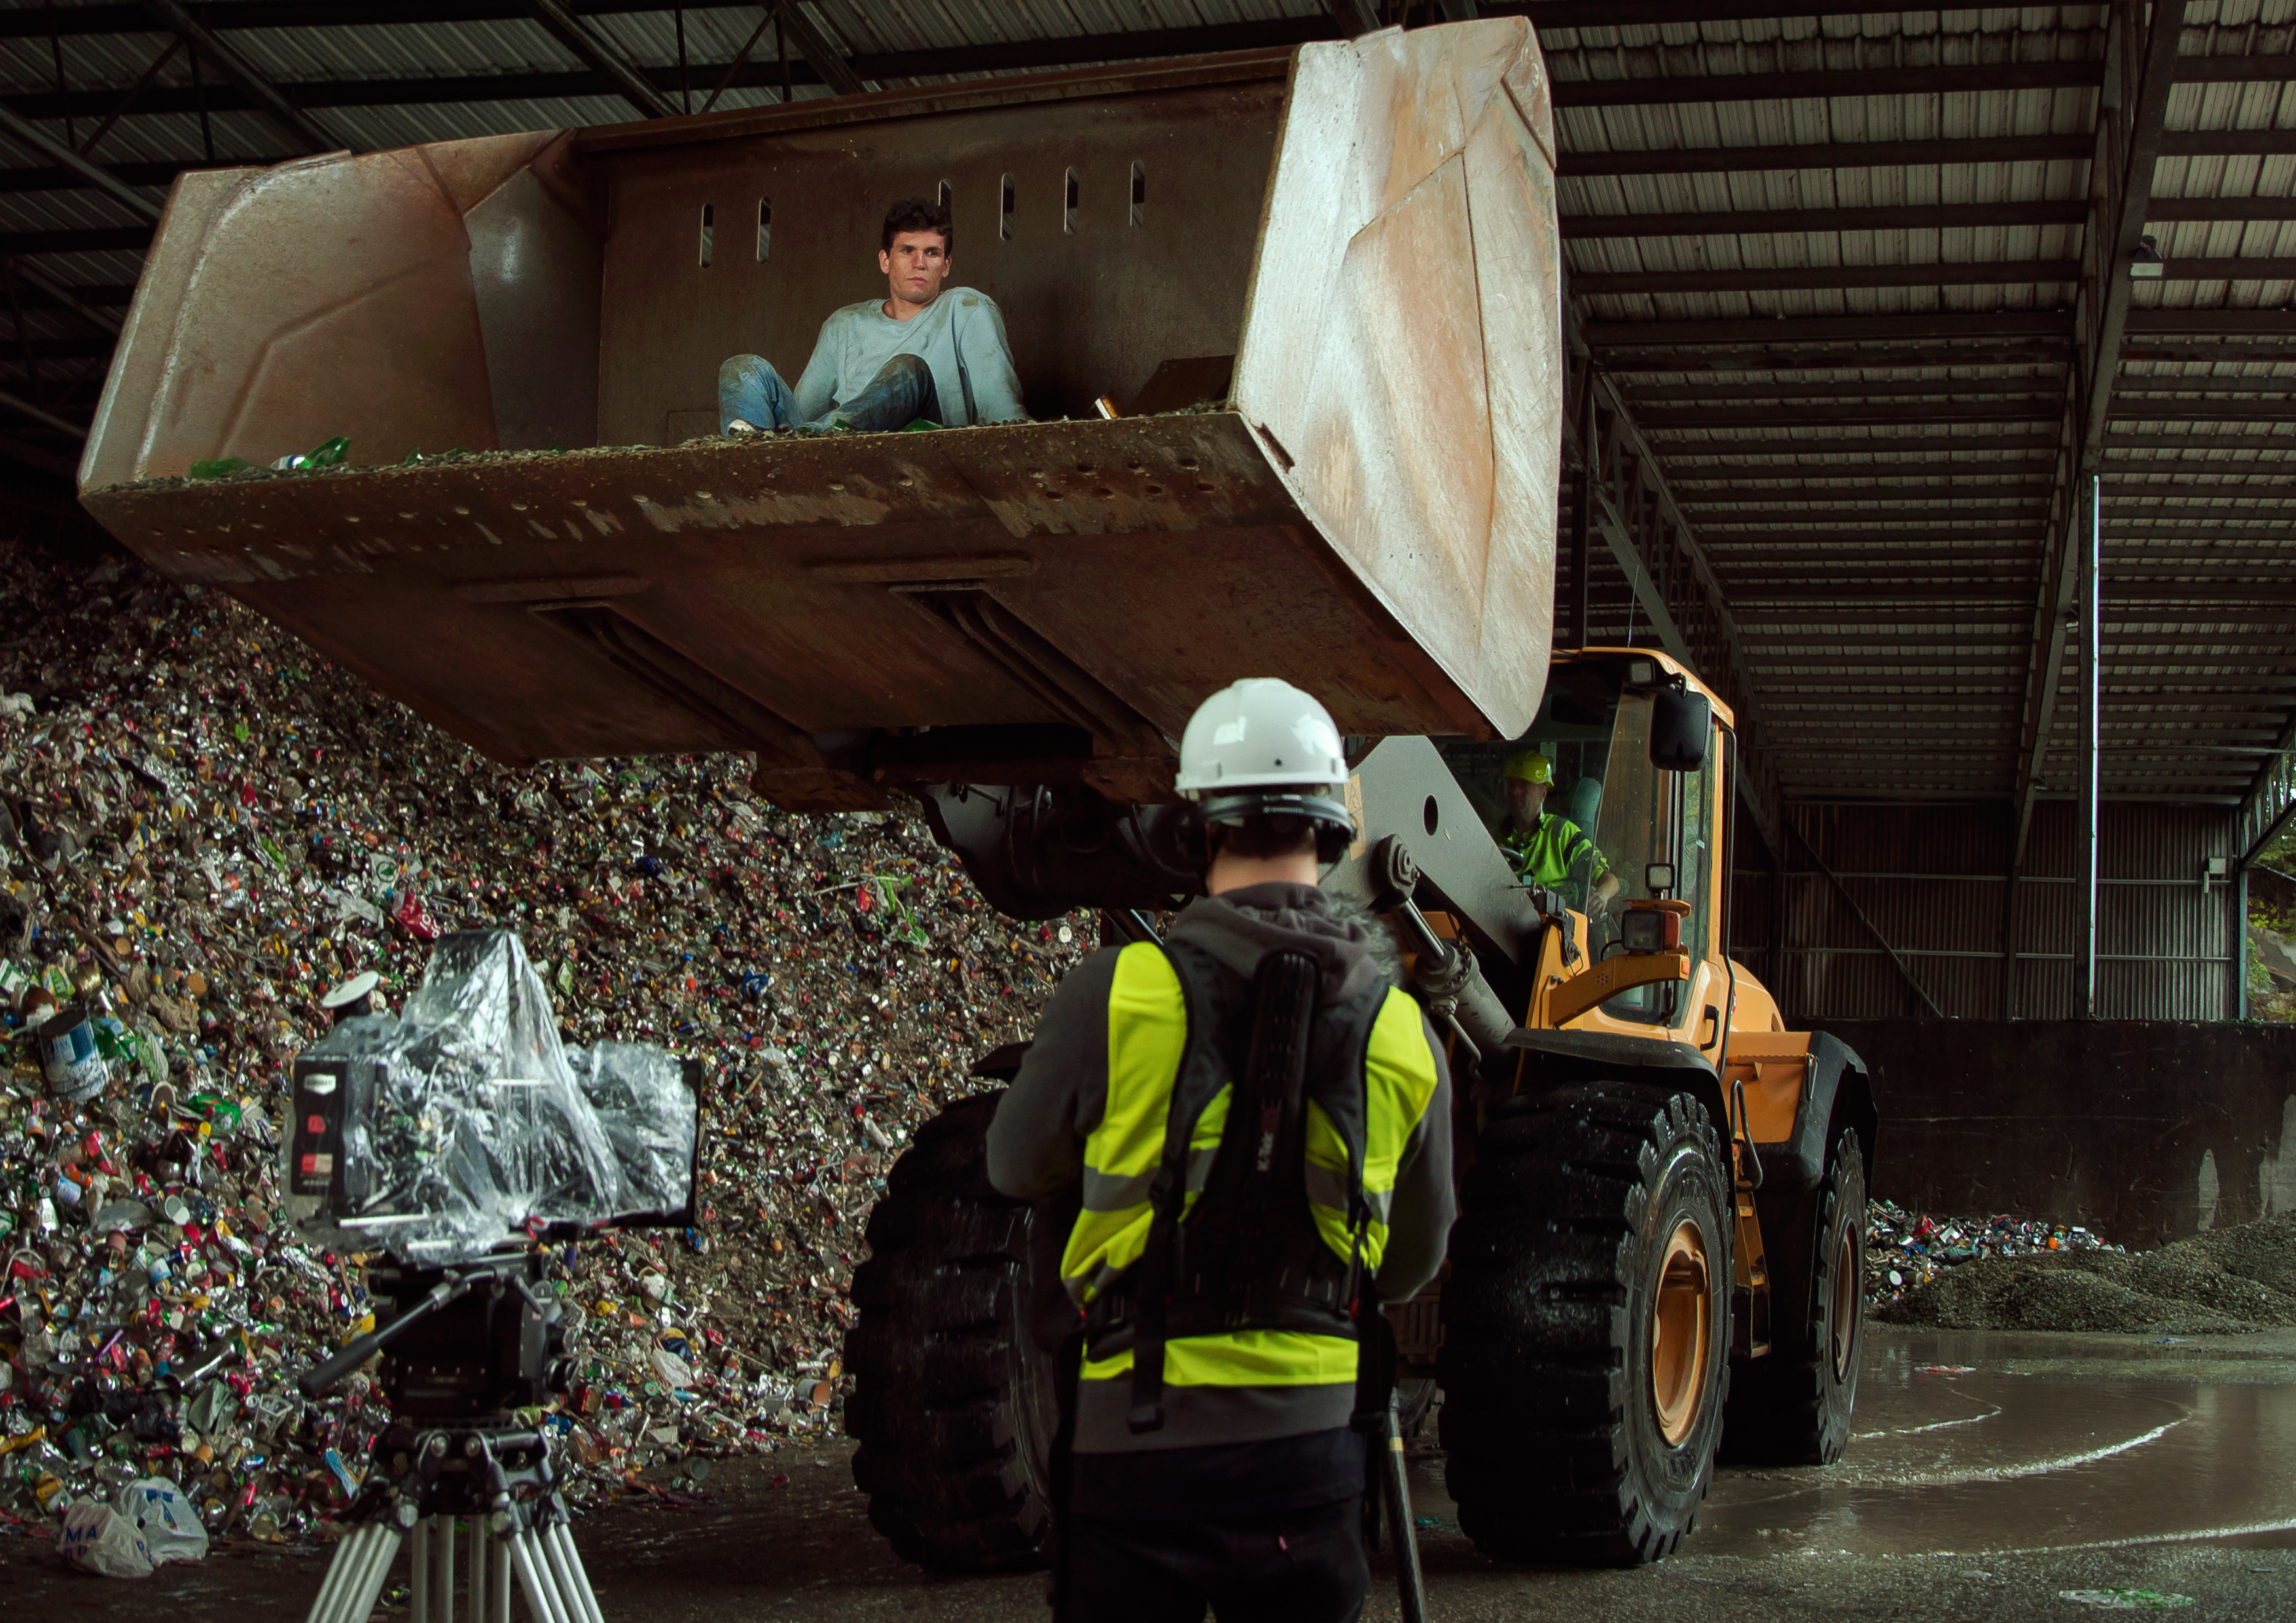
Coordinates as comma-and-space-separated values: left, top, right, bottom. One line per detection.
1569, 379, 1592, 651
2235, 861, 2250, 1022
2075, 473, 2101, 1018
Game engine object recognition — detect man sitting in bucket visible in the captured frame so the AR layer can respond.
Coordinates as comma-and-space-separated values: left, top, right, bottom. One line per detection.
717, 196, 1026, 435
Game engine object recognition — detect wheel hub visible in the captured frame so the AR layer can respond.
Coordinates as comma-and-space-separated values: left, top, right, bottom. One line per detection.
1830, 1224, 1859, 1381
1651, 1218, 1712, 1447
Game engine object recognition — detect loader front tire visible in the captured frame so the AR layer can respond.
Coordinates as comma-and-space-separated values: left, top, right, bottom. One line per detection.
1721, 1128, 1867, 1465
844, 1092, 1058, 1572
1439, 1082, 1734, 1565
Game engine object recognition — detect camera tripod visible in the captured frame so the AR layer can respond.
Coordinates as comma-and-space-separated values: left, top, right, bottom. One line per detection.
297, 1255, 605, 1623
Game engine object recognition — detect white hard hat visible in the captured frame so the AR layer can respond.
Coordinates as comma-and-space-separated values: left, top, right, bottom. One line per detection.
1176, 677, 1348, 795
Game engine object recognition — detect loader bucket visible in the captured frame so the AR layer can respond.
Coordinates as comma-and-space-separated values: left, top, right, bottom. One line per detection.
78, 21, 1563, 809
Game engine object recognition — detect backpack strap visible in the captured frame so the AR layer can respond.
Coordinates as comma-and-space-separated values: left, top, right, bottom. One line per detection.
1125, 938, 1226, 1435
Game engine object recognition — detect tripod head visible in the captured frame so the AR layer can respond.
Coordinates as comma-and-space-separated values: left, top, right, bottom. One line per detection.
299, 1251, 575, 1422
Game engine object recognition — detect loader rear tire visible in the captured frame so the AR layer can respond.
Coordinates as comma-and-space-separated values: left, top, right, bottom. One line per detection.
844, 1092, 1058, 1573
1720, 1128, 1866, 1466
1439, 1082, 1733, 1566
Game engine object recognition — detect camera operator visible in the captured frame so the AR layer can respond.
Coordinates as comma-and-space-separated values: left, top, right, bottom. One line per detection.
988, 679, 1456, 1622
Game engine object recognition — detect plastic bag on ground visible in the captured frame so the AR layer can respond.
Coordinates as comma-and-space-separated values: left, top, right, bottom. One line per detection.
116, 1476, 209, 1564
58, 1503, 154, 1577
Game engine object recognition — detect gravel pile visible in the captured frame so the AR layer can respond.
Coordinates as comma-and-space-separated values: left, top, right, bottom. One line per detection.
1877, 1213, 2296, 1334
0, 535, 1085, 1544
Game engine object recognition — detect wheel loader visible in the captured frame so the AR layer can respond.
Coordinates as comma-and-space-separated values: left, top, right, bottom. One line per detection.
75, 15, 1874, 1575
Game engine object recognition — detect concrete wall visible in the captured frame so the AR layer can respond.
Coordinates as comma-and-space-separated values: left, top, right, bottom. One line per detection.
1824, 1019, 2296, 1250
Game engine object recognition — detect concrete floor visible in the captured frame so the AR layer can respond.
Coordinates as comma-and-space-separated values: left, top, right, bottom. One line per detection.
8, 1326, 2295, 1620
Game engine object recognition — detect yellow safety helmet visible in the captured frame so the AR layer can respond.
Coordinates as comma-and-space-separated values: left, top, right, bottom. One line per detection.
1501, 749, 1552, 785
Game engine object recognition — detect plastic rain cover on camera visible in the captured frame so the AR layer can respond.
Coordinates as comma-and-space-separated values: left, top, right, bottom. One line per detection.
565, 1041, 696, 1217
295, 929, 681, 1258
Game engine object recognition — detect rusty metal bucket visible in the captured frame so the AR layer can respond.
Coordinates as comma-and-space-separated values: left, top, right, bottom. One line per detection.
79, 21, 1563, 808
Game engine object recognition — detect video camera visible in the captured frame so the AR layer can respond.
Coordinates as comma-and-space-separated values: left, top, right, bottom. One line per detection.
284, 929, 699, 1265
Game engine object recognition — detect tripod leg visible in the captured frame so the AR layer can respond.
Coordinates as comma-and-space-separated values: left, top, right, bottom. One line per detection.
487, 1526, 512, 1623
434, 1516, 456, 1623
543, 1522, 604, 1623
305, 1523, 370, 1623
467, 1519, 487, 1621
310, 1523, 404, 1623
507, 1529, 572, 1623
411, 1518, 431, 1623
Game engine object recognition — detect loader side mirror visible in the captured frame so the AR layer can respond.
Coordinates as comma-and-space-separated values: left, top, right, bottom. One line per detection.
1649, 687, 1711, 772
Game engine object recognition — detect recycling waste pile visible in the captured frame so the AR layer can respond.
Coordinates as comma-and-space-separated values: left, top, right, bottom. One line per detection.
1876, 1204, 2296, 1336
0, 533, 1090, 1562
1863, 1198, 2124, 1310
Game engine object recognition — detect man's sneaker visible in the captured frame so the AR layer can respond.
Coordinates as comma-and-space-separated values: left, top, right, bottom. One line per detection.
725, 418, 760, 436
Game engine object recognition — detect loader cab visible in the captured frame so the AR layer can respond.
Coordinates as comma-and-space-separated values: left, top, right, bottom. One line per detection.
1438, 649, 1730, 1029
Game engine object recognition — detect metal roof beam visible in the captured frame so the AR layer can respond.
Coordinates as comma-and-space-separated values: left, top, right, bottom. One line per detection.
1676, 482, 2050, 504
1647, 434, 2064, 457
1560, 134, 2096, 177
2117, 374, 2296, 393
1549, 61, 2104, 109
1696, 528, 2044, 545
2161, 128, 2296, 157
2107, 430, 2296, 448
2145, 197, 2296, 223
0, 159, 204, 197
770, 2, 865, 98
0, 20, 1326, 123
2108, 403, 2296, 419
1563, 202, 2088, 238
2127, 310, 2296, 336
1577, 262, 2083, 295
1607, 348, 2071, 373
2, 259, 122, 334
1632, 378, 2063, 403
1638, 404, 2058, 429
1587, 258, 2296, 294
0, 226, 152, 257
2172, 53, 2296, 82
526, 0, 677, 118
1717, 550, 2042, 564
2100, 478, 2296, 493
1675, 459, 2054, 480
1561, 128, 2296, 177
137, 0, 341, 153
2011, 0, 2186, 865
1522, 1, 2024, 25
1590, 312, 2076, 348
0, 104, 162, 224
1704, 508, 2054, 527
2153, 259, 2296, 280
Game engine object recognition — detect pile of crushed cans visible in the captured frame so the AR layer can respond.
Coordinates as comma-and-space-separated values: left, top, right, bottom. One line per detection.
0, 537, 1088, 1557
1864, 1196, 2125, 1306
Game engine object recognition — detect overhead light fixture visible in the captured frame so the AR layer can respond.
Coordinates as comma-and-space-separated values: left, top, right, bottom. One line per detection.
2129, 234, 2164, 279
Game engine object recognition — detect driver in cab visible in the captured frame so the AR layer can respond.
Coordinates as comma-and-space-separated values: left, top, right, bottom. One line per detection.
1498, 749, 1620, 910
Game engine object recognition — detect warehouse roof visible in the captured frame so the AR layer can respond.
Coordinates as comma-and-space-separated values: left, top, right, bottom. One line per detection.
0, 1, 2288, 855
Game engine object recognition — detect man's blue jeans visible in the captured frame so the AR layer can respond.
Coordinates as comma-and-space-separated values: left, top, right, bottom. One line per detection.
717, 352, 941, 435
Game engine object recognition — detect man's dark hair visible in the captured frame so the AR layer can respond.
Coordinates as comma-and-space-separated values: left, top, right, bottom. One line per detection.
882, 197, 954, 257
1208, 813, 1319, 863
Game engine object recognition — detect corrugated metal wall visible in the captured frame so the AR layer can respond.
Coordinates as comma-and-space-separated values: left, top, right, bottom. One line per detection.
1730, 802, 2240, 1023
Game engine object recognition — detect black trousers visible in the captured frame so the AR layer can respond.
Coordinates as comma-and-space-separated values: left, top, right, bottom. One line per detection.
1055, 1499, 1367, 1623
